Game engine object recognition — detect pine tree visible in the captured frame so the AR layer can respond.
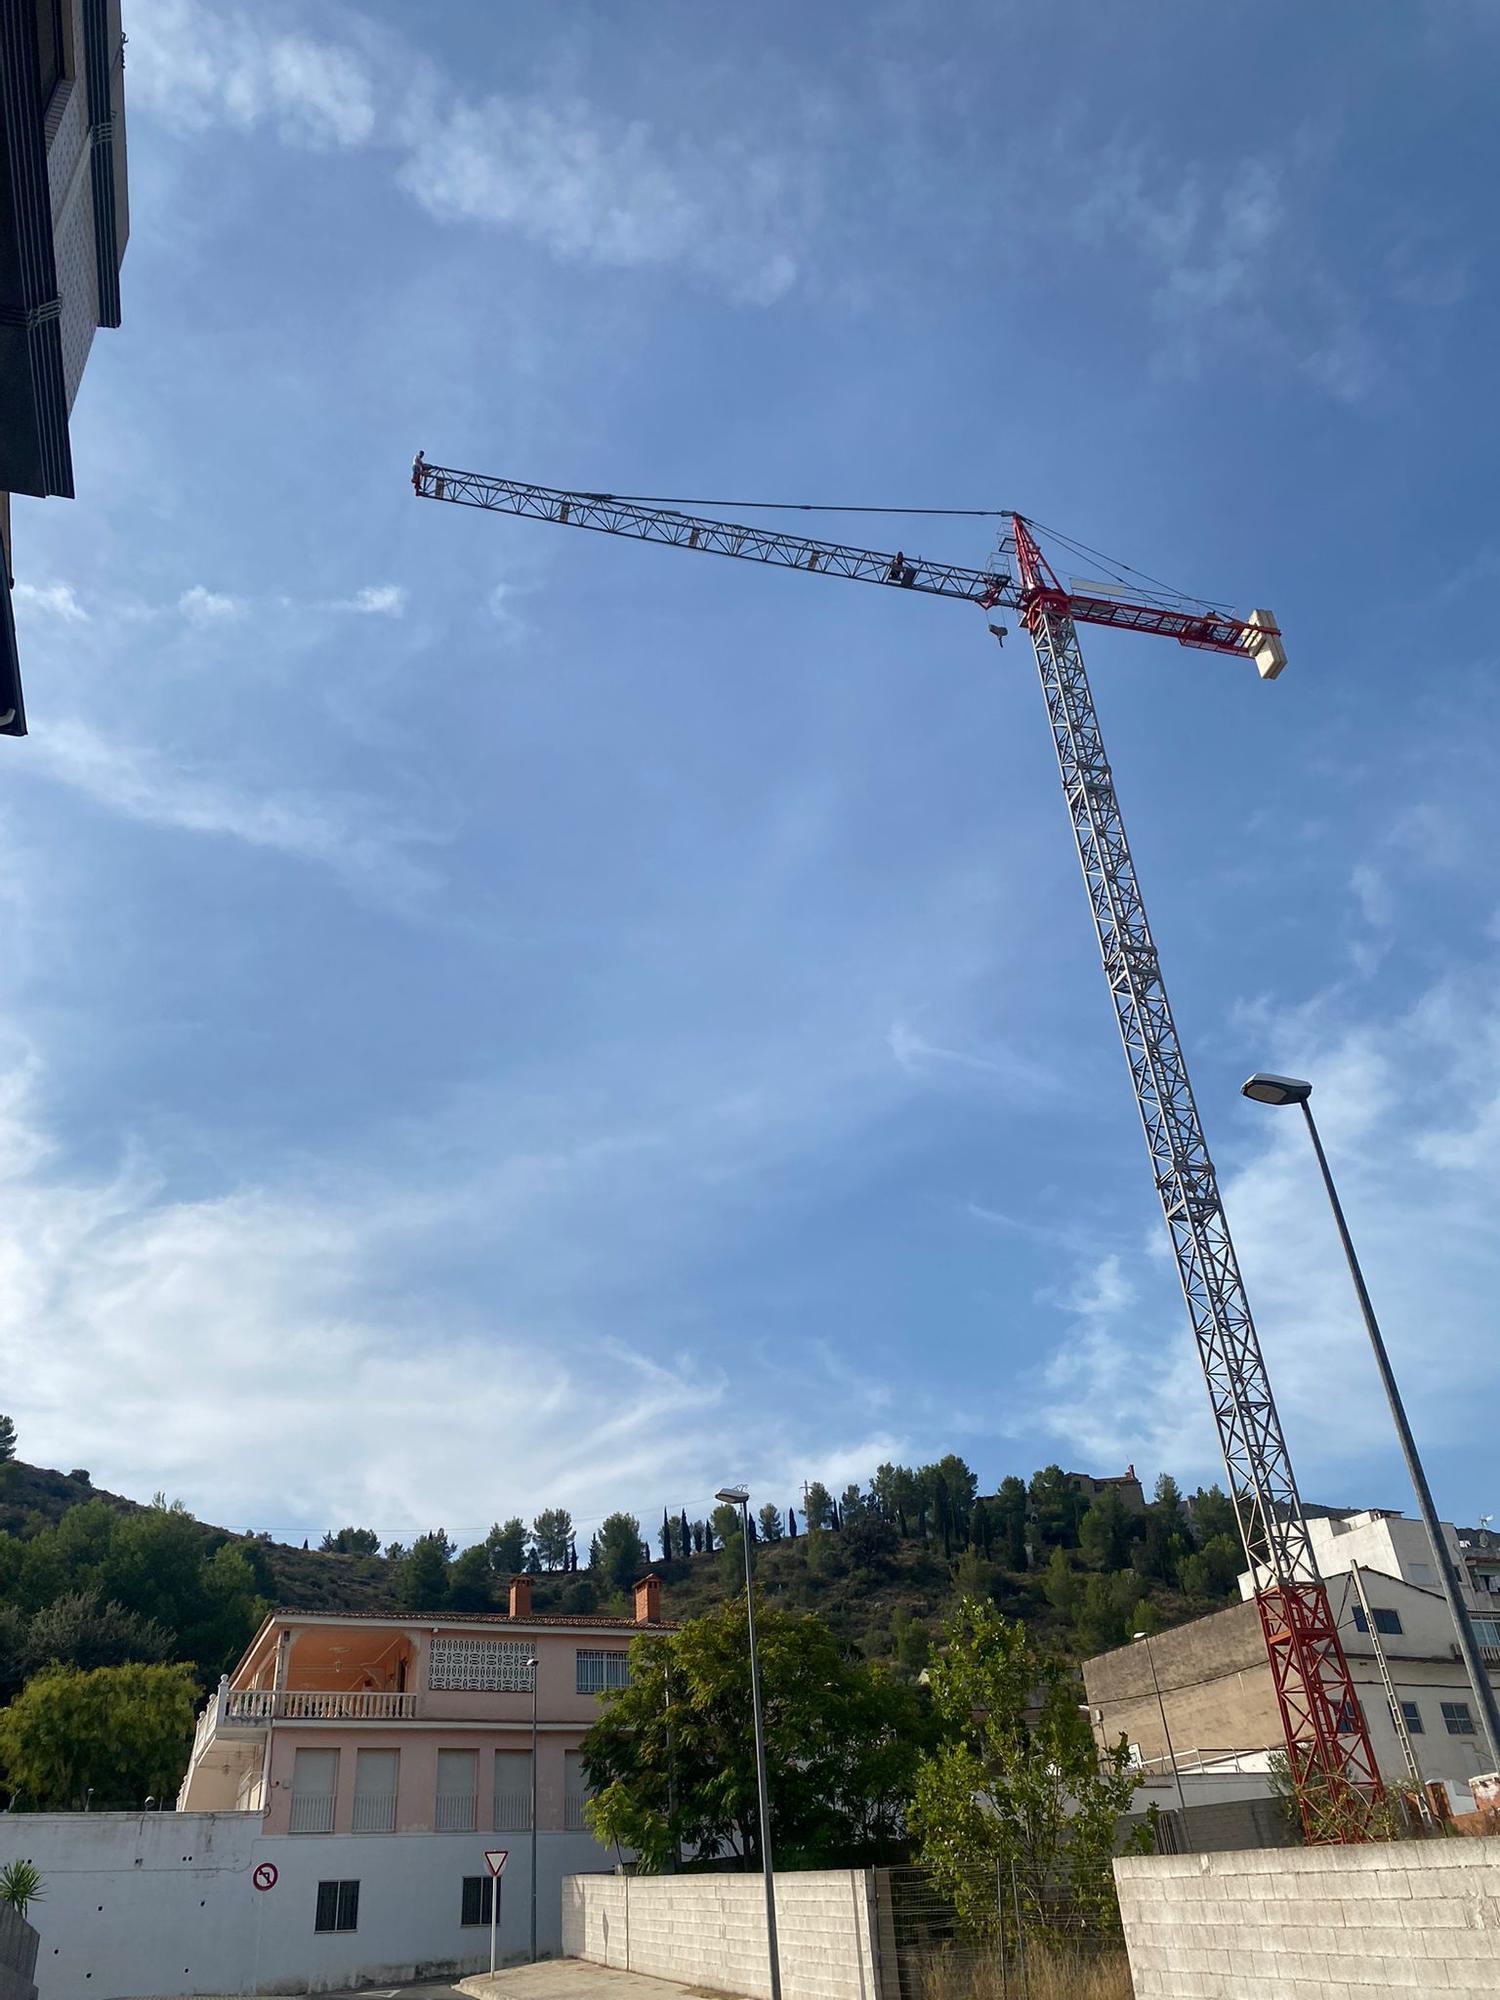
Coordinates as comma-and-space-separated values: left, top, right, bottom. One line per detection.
680, 1508, 692, 1557
661, 1509, 674, 1563
0, 1414, 16, 1464
787, 1507, 798, 1540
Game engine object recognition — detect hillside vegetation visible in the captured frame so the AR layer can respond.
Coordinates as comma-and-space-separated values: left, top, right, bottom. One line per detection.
0, 1430, 1246, 1702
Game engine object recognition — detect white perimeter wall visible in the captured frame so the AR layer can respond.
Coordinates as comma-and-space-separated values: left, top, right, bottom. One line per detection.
0, 1812, 611, 2000
563, 1871, 880, 2000
1116, 1836, 1500, 1999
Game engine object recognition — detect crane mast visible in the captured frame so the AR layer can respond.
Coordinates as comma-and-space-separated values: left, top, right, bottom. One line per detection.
412, 455, 1376, 1835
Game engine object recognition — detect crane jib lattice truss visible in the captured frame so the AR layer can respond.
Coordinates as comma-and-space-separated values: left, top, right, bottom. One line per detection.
411, 455, 1379, 1835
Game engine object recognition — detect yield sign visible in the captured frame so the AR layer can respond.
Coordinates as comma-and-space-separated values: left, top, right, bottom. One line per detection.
485, 1849, 509, 1877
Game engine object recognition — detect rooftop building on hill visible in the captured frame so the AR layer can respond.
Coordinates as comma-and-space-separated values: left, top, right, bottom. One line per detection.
1, 0, 129, 734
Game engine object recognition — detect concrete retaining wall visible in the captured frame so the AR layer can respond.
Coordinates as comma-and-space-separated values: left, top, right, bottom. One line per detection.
1116, 1834, 1500, 1998
0, 1905, 39, 2000
563, 1870, 880, 2000
0, 1811, 610, 1999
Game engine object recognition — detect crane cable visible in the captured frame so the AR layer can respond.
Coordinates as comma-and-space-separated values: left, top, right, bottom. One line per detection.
581, 490, 1235, 616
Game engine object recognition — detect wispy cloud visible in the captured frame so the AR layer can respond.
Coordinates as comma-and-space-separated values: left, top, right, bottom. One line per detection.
128, 0, 811, 305
329, 583, 406, 616
128, 0, 376, 147
27, 718, 442, 902
887, 1018, 1055, 1093
177, 584, 245, 624
12, 581, 88, 622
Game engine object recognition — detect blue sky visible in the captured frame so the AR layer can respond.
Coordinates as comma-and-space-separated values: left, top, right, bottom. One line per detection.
4, 0, 1499, 1553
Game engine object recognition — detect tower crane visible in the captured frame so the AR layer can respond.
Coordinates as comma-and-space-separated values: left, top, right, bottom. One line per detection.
411, 454, 1378, 1836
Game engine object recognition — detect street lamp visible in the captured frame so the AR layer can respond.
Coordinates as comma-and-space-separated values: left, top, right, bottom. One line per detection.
1241, 1071, 1500, 1769
1133, 1632, 1191, 1850
716, 1484, 782, 2000
527, 1655, 539, 1963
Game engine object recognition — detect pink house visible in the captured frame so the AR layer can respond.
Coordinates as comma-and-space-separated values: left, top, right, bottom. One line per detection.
178, 1574, 668, 1837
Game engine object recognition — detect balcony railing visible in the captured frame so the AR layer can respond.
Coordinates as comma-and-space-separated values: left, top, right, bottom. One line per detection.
436, 1793, 478, 1832
494, 1787, 533, 1831
239, 1689, 418, 1722
289, 1791, 336, 1834
565, 1791, 590, 1831
352, 1790, 397, 1833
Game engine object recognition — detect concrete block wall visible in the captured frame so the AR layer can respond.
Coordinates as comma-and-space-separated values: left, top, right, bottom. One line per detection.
0, 1904, 39, 2000
1116, 1834, 1500, 1999
563, 1870, 881, 2000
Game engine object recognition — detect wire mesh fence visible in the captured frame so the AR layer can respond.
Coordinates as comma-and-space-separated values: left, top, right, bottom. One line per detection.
878, 1863, 1133, 2000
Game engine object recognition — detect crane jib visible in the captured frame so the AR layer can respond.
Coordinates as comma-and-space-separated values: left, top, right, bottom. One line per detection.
412, 457, 1014, 608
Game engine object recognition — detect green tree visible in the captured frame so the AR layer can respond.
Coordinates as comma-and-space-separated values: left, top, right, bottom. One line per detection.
0, 1415, 15, 1464
1188, 1484, 1239, 1544
1028, 1465, 1083, 1551
397, 1533, 451, 1612
0, 1662, 198, 1809
1041, 1544, 1080, 1615
993, 1476, 1029, 1569
1178, 1533, 1243, 1601
447, 1544, 496, 1611
597, 1513, 646, 1598
1079, 1489, 1135, 1571
1137, 1474, 1191, 1585
485, 1518, 529, 1575
318, 1527, 380, 1555
756, 1503, 783, 1543
969, 1497, 993, 1558
843, 1508, 899, 1574
803, 1482, 834, 1530
531, 1508, 574, 1572
909, 1599, 1145, 1937
22, 1590, 174, 1678
583, 1598, 929, 1869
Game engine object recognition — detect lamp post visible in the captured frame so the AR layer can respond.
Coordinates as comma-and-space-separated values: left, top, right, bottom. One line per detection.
1242, 1072, 1500, 1769
716, 1484, 782, 2000
1134, 1631, 1191, 1850
527, 1654, 539, 1962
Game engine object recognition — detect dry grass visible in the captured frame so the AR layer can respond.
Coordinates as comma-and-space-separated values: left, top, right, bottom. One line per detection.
914, 1943, 1133, 2000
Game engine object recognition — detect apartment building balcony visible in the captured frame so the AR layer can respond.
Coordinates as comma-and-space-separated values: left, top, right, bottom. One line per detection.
190, 1681, 419, 1759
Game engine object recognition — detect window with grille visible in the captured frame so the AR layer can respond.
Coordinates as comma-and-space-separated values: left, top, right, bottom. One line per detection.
461, 1876, 497, 1926
1441, 1702, 1476, 1736
314, 1881, 359, 1933
430, 1636, 534, 1691
576, 1648, 630, 1694
1475, 1616, 1500, 1648
494, 1749, 533, 1831
1352, 1605, 1403, 1636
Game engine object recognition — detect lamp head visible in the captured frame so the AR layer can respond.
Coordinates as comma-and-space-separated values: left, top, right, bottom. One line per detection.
715, 1485, 750, 1507
1241, 1072, 1312, 1107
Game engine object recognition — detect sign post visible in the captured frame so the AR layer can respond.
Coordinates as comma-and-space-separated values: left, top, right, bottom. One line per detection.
485, 1849, 509, 1976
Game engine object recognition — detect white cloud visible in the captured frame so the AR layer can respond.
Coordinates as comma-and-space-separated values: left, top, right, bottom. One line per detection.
27, 718, 441, 902
397, 98, 802, 303
887, 1017, 1055, 1093
128, 0, 376, 148
177, 584, 245, 624
127, 0, 808, 305
1022, 956, 1500, 1508
12, 581, 87, 623
331, 584, 407, 617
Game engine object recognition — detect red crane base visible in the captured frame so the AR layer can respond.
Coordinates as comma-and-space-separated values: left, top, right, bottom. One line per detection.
1257, 1581, 1382, 1840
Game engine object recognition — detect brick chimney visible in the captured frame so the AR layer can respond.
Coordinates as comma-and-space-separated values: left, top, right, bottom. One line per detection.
634, 1573, 662, 1625
509, 1575, 533, 1619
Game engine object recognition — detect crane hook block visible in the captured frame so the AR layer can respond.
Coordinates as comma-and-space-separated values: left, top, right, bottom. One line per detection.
1240, 609, 1286, 681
